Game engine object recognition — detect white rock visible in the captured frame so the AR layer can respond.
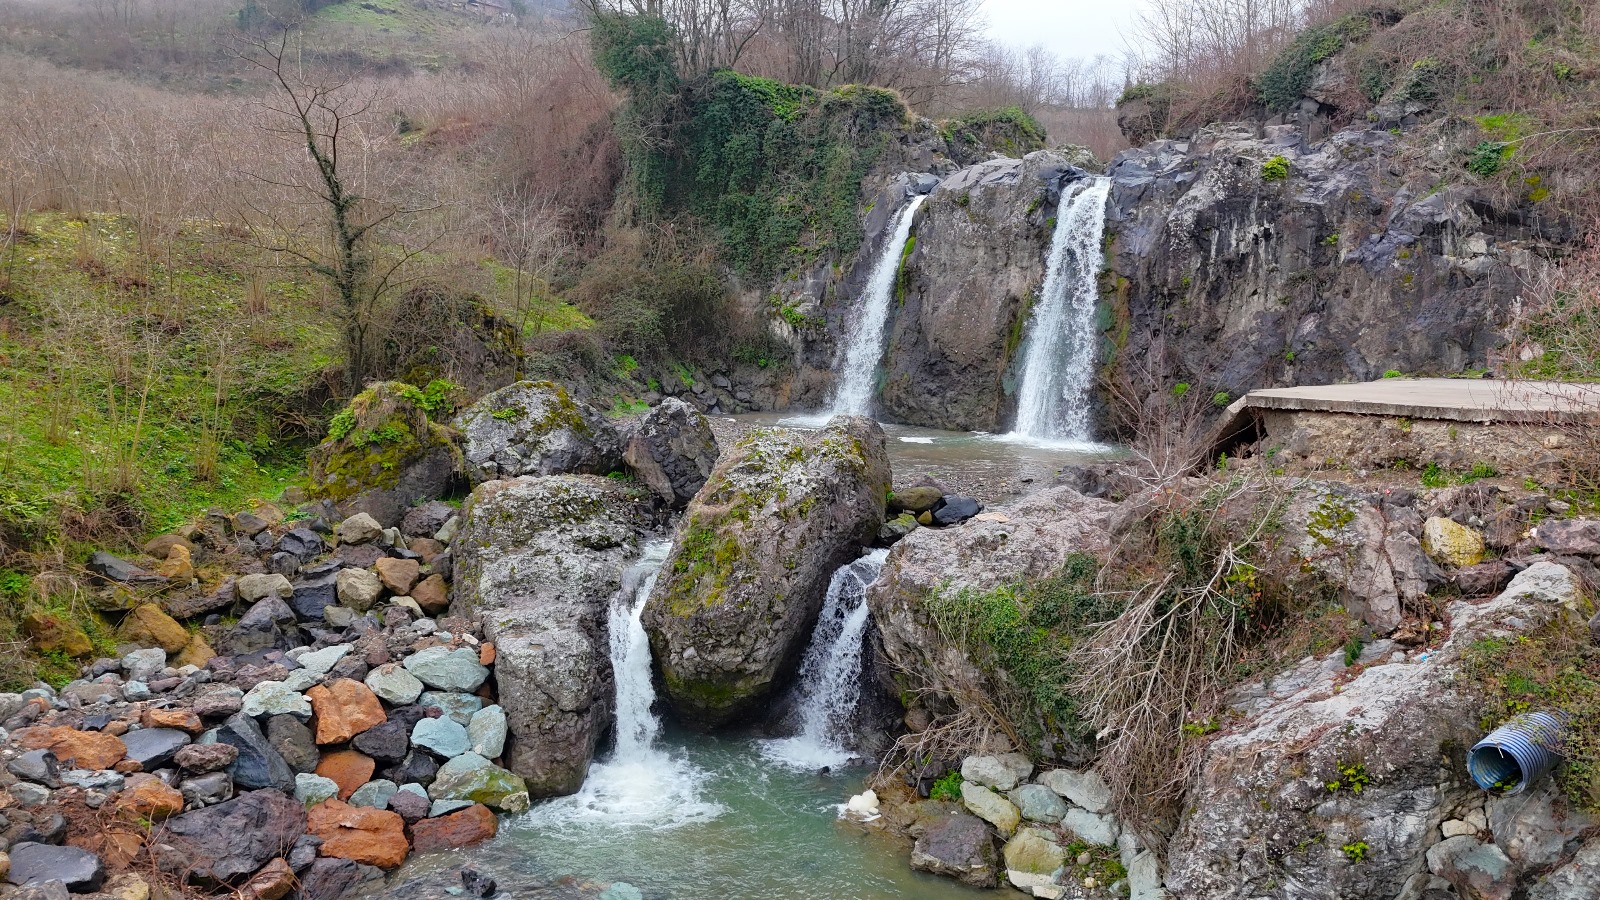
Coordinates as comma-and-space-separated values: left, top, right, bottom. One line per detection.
1038, 768, 1113, 813
295, 644, 351, 676
961, 753, 1034, 791
337, 513, 384, 545
1063, 807, 1120, 846
1441, 819, 1476, 838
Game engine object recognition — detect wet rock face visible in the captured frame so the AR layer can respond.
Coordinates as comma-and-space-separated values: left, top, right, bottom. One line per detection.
451, 474, 643, 798
452, 381, 623, 485
1164, 563, 1585, 900
1102, 122, 1538, 399
643, 416, 892, 727
868, 486, 1115, 762
879, 151, 1079, 432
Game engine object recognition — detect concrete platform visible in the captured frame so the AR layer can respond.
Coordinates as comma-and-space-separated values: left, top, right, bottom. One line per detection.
1226, 378, 1600, 424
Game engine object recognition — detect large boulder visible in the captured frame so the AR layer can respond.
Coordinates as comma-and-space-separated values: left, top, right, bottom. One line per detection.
451, 474, 643, 797
307, 382, 463, 527
452, 381, 623, 485
622, 398, 720, 508
868, 485, 1115, 760
910, 814, 1000, 888
157, 789, 307, 886
1163, 563, 1588, 900
643, 416, 891, 727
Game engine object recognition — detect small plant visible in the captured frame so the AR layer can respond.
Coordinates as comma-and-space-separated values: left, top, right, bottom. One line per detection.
1342, 841, 1370, 862
1343, 637, 1364, 667
1467, 141, 1513, 178
1172, 382, 1191, 397
1421, 462, 1450, 488
1322, 233, 1340, 246
1182, 717, 1221, 737
326, 408, 356, 442
1326, 760, 1371, 794
1212, 391, 1232, 407
490, 407, 522, 422
1462, 462, 1499, 483
1382, 369, 1403, 378
930, 770, 963, 802
1261, 155, 1291, 182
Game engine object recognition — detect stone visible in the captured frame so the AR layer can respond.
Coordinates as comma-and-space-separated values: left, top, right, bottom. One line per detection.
307, 385, 471, 527
930, 495, 982, 526
10, 782, 51, 807
878, 513, 919, 544
1485, 780, 1591, 869
174, 633, 216, 669
411, 717, 471, 759
410, 574, 448, 615
238, 574, 295, 604
348, 779, 398, 810
434, 516, 460, 544
297, 857, 373, 900
402, 647, 488, 693
278, 528, 326, 564
961, 782, 1021, 838
159, 789, 308, 886
1456, 560, 1514, 596
121, 727, 190, 770
193, 685, 244, 719
115, 774, 184, 821
315, 750, 376, 801
387, 788, 430, 823
466, 706, 506, 759
103, 873, 152, 900
217, 712, 296, 791
87, 551, 165, 587
363, 663, 423, 705
237, 857, 295, 900
296, 645, 351, 676
144, 706, 204, 733
643, 417, 891, 727
60, 768, 123, 789
157, 544, 195, 581
351, 720, 410, 762
1008, 783, 1068, 823
374, 557, 420, 596
410, 803, 498, 853
1426, 835, 1514, 900
429, 752, 529, 811
428, 799, 473, 817
1062, 807, 1120, 845
1422, 516, 1486, 568
122, 648, 167, 683
910, 814, 999, 888
295, 773, 341, 807
1536, 519, 1600, 557
889, 485, 944, 514
418, 691, 482, 726
13, 726, 126, 770
265, 714, 320, 774
9, 750, 61, 787
382, 751, 438, 789
1501, 560, 1588, 618
961, 754, 1033, 792
1530, 834, 1600, 900
175, 742, 238, 774
306, 799, 409, 869
1003, 827, 1067, 891
401, 502, 456, 539
453, 380, 624, 484
336, 569, 384, 612
461, 866, 498, 898
243, 681, 312, 720
289, 574, 338, 621
621, 397, 720, 508
307, 679, 386, 745
1036, 768, 1113, 813
179, 770, 233, 807
6, 843, 104, 892
337, 513, 385, 546
22, 613, 93, 658
145, 533, 195, 558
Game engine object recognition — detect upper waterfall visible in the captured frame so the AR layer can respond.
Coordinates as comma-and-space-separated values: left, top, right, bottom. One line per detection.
828, 192, 930, 417
1009, 176, 1112, 444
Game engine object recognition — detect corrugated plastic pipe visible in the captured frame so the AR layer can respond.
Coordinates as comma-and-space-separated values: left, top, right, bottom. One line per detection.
1467, 711, 1569, 795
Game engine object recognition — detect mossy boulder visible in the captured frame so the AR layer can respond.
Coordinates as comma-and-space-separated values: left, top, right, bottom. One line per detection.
23, 612, 94, 658
451, 381, 623, 485
307, 382, 463, 527
451, 475, 645, 798
641, 416, 891, 727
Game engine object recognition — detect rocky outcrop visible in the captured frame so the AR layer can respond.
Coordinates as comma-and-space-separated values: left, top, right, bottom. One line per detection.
879, 151, 1086, 431
868, 485, 1116, 760
307, 382, 463, 527
1164, 562, 1591, 900
622, 398, 720, 508
451, 474, 644, 796
452, 381, 623, 485
643, 416, 891, 727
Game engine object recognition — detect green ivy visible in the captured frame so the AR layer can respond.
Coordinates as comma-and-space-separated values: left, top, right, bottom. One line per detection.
1256, 14, 1374, 114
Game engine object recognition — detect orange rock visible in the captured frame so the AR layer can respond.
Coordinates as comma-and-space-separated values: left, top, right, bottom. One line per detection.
116, 773, 185, 822
410, 803, 499, 853
408, 538, 444, 564
114, 759, 143, 774
142, 707, 204, 734
307, 799, 410, 869
411, 574, 448, 615
374, 557, 420, 596
173, 632, 216, 669
315, 750, 375, 800
157, 544, 194, 581
239, 858, 296, 900
73, 826, 144, 869
307, 678, 387, 745
478, 642, 496, 666
14, 726, 126, 770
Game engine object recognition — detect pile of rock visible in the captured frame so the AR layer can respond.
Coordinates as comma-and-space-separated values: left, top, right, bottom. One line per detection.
878, 478, 985, 545
858, 753, 1159, 898
0, 507, 525, 898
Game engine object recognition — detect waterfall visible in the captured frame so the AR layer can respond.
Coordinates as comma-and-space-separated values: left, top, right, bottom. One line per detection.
761, 549, 890, 770
829, 193, 929, 417
1009, 176, 1112, 443
521, 540, 722, 827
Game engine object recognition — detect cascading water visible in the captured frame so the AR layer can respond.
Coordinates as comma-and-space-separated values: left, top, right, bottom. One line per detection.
1009, 176, 1112, 444
761, 549, 890, 770
828, 193, 930, 417
521, 540, 722, 828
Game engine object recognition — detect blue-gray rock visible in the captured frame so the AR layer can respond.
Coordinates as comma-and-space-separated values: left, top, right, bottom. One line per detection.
418, 691, 481, 726
279, 528, 326, 563
179, 771, 232, 807
7, 842, 105, 892
122, 648, 167, 683
295, 645, 351, 676
159, 788, 307, 886
59, 769, 124, 791
1009, 783, 1068, 823
402, 648, 488, 693
9, 749, 61, 787
121, 727, 191, 770
467, 706, 507, 759
364, 663, 423, 705
216, 713, 295, 791
428, 799, 474, 817
381, 750, 438, 788
87, 551, 164, 587
411, 717, 471, 759
242, 681, 312, 720
266, 714, 320, 774
290, 574, 339, 620
295, 773, 340, 807
348, 779, 399, 809
930, 495, 982, 526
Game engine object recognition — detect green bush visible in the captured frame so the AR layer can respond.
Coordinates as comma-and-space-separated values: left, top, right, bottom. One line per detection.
941, 106, 1047, 157
1256, 14, 1374, 113
929, 770, 963, 801
1261, 156, 1291, 182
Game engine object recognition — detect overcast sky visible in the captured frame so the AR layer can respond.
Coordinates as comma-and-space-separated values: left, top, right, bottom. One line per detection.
982, 0, 1140, 63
